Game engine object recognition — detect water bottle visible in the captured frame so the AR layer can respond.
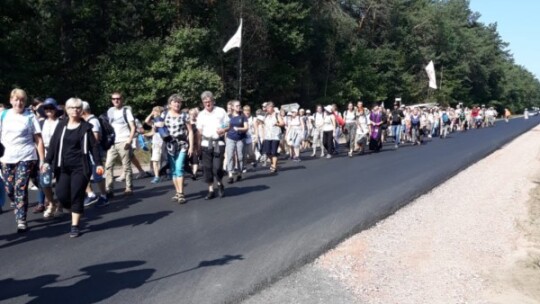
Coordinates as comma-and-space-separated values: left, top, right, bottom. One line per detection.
40, 165, 52, 188
153, 116, 171, 142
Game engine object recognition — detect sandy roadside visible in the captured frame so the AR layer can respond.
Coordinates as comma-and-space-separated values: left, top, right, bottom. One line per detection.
244, 124, 540, 304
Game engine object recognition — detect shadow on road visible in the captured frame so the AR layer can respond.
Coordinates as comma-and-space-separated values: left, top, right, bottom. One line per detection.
0, 211, 172, 250
146, 254, 245, 284
0, 260, 155, 303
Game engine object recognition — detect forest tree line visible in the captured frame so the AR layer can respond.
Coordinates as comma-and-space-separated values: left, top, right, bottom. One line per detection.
1, 0, 539, 115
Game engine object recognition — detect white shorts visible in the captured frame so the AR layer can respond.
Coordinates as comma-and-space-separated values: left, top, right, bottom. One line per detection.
151, 143, 163, 162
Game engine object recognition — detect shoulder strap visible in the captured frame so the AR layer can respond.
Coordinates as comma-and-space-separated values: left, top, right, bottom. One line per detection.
123, 107, 128, 124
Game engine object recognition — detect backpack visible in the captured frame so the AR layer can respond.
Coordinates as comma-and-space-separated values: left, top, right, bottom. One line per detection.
442, 113, 450, 124
459, 112, 465, 120
97, 114, 116, 150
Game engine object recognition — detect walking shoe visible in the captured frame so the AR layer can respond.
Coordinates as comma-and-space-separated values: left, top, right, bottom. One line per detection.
115, 175, 125, 182
135, 172, 148, 179
106, 191, 115, 199
17, 220, 27, 233
191, 173, 198, 181
70, 225, 80, 238
151, 176, 161, 184
348, 151, 353, 157
33, 204, 45, 214
43, 205, 55, 219
171, 192, 181, 201
124, 189, 133, 196
177, 193, 187, 204
326, 154, 332, 159
84, 195, 99, 207
320, 153, 325, 158
217, 183, 225, 198
236, 174, 242, 182
205, 191, 215, 200
227, 177, 234, 184
95, 196, 110, 208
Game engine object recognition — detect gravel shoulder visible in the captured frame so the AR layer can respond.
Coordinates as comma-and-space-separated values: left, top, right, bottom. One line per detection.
243, 125, 540, 304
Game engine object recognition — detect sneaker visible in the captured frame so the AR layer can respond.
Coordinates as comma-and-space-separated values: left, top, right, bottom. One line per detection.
218, 183, 225, 198
84, 195, 99, 207
135, 172, 146, 180
70, 225, 80, 238
115, 175, 126, 182
30, 184, 38, 191
205, 191, 215, 200
236, 174, 242, 182
395, 144, 399, 149
33, 204, 45, 214
326, 154, 332, 159
320, 153, 325, 158
348, 151, 353, 157
227, 177, 234, 184
124, 189, 133, 196
151, 176, 161, 184
17, 220, 27, 233
95, 196, 110, 208
311, 152, 316, 157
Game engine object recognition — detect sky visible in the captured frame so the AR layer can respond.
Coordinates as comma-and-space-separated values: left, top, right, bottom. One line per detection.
469, 0, 540, 79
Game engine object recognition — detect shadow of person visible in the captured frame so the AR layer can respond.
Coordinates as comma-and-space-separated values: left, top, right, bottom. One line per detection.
87, 211, 173, 233
146, 254, 244, 284
0, 275, 59, 302
26, 261, 155, 304
0, 211, 172, 250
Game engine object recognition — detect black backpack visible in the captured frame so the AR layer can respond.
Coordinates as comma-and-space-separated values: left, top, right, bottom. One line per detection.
98, 114, 116, 150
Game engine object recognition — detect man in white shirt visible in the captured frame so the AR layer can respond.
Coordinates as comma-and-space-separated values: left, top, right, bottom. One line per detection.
104, 92, 136, 197
196, 91, 229, 200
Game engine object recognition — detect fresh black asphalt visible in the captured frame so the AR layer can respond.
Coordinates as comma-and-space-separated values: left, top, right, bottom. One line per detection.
0, 117, 538, 304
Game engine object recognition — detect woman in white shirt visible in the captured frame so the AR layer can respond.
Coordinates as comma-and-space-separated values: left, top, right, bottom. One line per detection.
37, 98, 62, 218
343, 102, 358, 157
322, 105, 336, 159
0, 89, 45, 233
285, 109, 305, 161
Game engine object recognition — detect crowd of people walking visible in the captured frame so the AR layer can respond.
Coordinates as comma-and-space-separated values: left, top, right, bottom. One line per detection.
0, 88, 523, 237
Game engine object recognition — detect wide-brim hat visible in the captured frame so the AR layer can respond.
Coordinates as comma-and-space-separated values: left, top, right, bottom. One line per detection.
37, 98, 62, 117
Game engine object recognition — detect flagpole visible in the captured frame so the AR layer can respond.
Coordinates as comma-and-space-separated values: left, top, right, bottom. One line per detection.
238, 21, 243, 101
238, 0, 243, 101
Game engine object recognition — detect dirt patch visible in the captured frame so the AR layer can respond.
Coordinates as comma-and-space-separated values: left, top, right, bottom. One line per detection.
487, 183, 540, 304
314, 125, 540, 304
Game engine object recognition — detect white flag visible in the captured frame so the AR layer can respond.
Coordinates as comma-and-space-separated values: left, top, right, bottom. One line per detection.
425, 60, 437, 89
223, 19, 242, 53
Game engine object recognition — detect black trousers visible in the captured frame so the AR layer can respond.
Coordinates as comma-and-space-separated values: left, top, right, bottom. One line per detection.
202, 145, 225, 184
56, 166, 89, 214
323, 131, 334, 154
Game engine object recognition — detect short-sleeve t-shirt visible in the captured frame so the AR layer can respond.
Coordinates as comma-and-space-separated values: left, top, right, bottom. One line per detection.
86, 115, 101, 135
196, 106, 229, 147
107, 107, 134, 143
227, 114, 247, 141
42, 119, 60, 148
0, 109, 42, 163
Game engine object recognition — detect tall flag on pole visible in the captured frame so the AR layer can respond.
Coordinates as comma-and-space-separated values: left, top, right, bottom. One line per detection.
223, 19, 243, 53
425, 60, 437, 89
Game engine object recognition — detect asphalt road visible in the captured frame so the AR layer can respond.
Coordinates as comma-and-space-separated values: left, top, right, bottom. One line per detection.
1, 117, 538, 304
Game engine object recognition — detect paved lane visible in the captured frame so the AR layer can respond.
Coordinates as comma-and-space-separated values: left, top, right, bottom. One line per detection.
1, 117, 538, 304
